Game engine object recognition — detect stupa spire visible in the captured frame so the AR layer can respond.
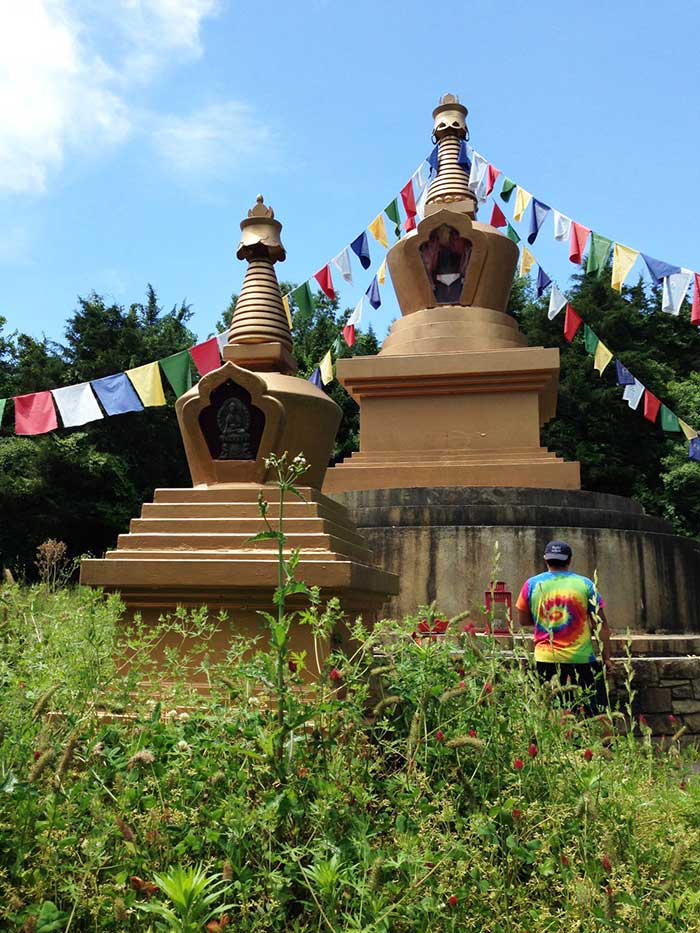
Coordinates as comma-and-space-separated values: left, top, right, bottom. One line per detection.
425, 93, 477, 216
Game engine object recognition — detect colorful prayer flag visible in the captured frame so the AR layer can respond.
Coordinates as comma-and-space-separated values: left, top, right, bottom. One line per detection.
641, 253, 681, 285
468, 151, 488, 199
319, 350, 333, 385
586, 232, 612, 276
614, 360, 635, 386
348, 296, 363, 327
377, 257, 387, 286
0, 398, 5, 427
553, 210, 571, 242
343, 324, 355, 347
689, 437, 700, 462
428, 144, 439, 177
314, 264, 336, 301
332, 335, 343, 357
536, 266, 551, 298
51, 382, 103, 427
126, 361, 166, 407
643, 390, 661, 423
282, 294, 293, 328
14, 390, 58, 436
564, 305, 582, 341
500, 177, 516, 202
527, 198, 551, 244
368, 213, 389, 249
623, 378, 645, 410
309, 367, 322, 388
548, 283, 567, 320
569, 222, 590, 265
584, 325, 599, 355
490, 202, 507, 229
332, 248, 353, 285
519, 245, 536, 277
413, 161, 429, 190
513, 187, 532, 223
292, 282, 314, 314
691, 273, 700, 326
458, 140, 471, 172
91, 372, 143, 416
506, 223, 520, 244
679, 418, 698, 440
611, 243, 639, 292
661, 270, 693, 315
400, 180, 417, 230
366, 276, 381, 310
216, 330, 229, 355
160, 349, 193, 398
593, 341, 613, 375
485, 164, 501, 197
350, 232, 371, 269
385, 199, 402, 238
660, 405, 681, 432
190, 338, 221, 377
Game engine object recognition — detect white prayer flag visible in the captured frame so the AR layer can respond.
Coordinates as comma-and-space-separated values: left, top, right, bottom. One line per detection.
622, 378, 645, 411
413, 162, 429, 190
332, 248, 353, 285
553, 211, 572, 242
661, 269, 693, 315
415, 183, 429, 221
52, 382, 103, 427
348, 296, 364, 327
548, 283, 567, 320
216, 330, 228, 355
468, 151, 489, 202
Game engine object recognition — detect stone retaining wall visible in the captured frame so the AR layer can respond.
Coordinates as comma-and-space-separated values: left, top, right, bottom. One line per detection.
611, 657, 700, 736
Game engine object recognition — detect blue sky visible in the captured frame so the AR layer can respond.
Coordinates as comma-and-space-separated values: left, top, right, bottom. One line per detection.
1, 0, 699, 354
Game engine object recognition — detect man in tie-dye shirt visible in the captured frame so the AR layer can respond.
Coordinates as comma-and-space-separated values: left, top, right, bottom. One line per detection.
516, 540, 613, 713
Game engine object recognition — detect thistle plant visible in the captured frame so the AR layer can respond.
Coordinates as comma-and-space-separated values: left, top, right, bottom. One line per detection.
135, 864, 233, 933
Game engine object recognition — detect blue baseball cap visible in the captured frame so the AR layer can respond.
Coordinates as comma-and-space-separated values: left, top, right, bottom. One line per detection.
544, 540, 572, 561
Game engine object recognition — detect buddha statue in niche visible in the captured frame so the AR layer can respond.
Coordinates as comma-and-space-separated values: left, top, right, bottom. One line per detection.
217, 397, 254, 460
419, 224, 471, 305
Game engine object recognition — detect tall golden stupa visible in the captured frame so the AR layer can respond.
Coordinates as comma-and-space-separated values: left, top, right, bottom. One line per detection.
324, 93, 580, 492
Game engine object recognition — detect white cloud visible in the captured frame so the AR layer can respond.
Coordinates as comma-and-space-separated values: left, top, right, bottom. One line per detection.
151, 101, 275, 178
0, 0, 221, 195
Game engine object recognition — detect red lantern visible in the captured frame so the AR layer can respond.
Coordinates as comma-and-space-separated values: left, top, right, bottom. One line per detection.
484, 581, 512, 634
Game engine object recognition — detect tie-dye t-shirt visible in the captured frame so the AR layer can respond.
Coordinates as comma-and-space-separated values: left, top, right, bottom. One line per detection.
515, 571, 604, 663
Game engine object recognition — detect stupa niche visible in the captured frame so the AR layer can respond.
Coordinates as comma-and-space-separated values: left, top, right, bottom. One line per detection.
324, 93, 580, 492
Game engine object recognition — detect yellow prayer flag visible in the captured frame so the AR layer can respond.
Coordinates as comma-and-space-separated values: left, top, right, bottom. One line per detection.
513, 187, 532, 223
377, 258, 387, 286
593, 341, 613, 375
679, 418, 698, 440
368, 214, 389, 249
126, 361, 166, 407
282, 294, 293, 328
611, 243, 639, 292
319, 350, 333, 385
519, 246, 536, 278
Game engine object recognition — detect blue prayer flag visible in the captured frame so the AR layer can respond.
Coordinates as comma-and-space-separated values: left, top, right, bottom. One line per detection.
536, 266, 551, 298
641, 253, 681, 285
366, 276, 381, 310
91, 372, 144, 416
614, 360, 635, 386
689, 437, 700, 463
308, 368, 322, 388
428, 144, 439, 178
457, 140, 471, 173
350, 231, 371, 270
527, 198, 551, 245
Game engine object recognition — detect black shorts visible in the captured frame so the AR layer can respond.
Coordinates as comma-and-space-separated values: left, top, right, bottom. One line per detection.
536, 661, 608, 716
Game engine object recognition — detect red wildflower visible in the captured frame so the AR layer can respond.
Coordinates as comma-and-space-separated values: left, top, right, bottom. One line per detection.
680, 780, 687, 790
560, 854, 569, 867
34, 751, 40, 761
447, 895, 457, 908
463, 622, 477, 635
514, 758, 524, 771
484, 682, 493, 695
583, 748, 593, 762
329, 668, 341, 682
435, 730, 445, 742
512, 808, 521, 821
606, 885, 614, 900
458, 667, 465, 676
288, 660, 297, 673
528, 743, 538, 758
459, 680, 465, 688
639, 714, 647, 726
565, 729, 573, 739
601, 854, 612, 873
669, 714, 677, 723
468, 728, 477, 738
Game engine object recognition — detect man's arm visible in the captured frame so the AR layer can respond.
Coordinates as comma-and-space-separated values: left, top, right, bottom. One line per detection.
517, 608, 533, 628
592, 607, 613, 673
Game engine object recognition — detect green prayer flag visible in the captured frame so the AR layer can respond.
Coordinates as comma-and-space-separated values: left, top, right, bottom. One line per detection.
0, 398, 6, 427
660, 404, 681, 433
292, 282, 314, 316
586, 232, 612, 276
506, 223, 520, 244
584, 325, 599, 355
332, 336, 343, 356
501, 177, 516, 202
160, 349, 193, 398
385, 199, 401, 238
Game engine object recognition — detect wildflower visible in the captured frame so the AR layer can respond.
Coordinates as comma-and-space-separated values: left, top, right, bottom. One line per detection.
178, 712, 190, 722
583, 748, 593, 762
127, 748, 156, 769
330, 668, 341, 682
514, 758, 524, 771
222, 860, 233, 881
288, 659, 297, 673
601, 854, 612, 873
447, 895, 457, 908
115, 816, 135, 843
458, 667, 465, 676
34, 751, 40, 760
606, 885, 614, 900
512, 808, 521, 821
459, 680, 465, 688
435, 730, 445, 742
484, 682, 493, 694
176, 740, 189, 752
468, 729, 477, 738
560, 854, 569, 867
669, 714, 677, 723
565, 729, 573, 739
91, 742, 105, 758
28, 749, 56, 782
463, 622, 477, 635
638, 714, 647, 727
528, 743, 538, 758
680, 780, 687, 790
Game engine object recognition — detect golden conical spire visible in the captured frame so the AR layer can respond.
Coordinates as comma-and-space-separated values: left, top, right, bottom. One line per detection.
425, 93, 477, 215
229, 196, 293, 352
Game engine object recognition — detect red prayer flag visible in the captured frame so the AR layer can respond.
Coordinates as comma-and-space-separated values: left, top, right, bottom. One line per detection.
314, 264, 336, 301
342, 324, 355, 347
569, 222, 590, 265
403, 214, 416, 232
14, 390, 58, 436
490, 203, 507, 229
485, 164, 501, 197
400, 179, 417, 218
691, 273, 700, 326
190, 337, 221, 376
563, 305, 582, 342
643, 390, 661, 423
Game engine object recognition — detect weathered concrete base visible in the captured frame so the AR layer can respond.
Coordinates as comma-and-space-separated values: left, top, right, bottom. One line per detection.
328, 486, 700, 635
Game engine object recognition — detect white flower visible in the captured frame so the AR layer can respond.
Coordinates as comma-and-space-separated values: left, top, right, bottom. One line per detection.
176, 740, 189, 752
178, 712, 190, 722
